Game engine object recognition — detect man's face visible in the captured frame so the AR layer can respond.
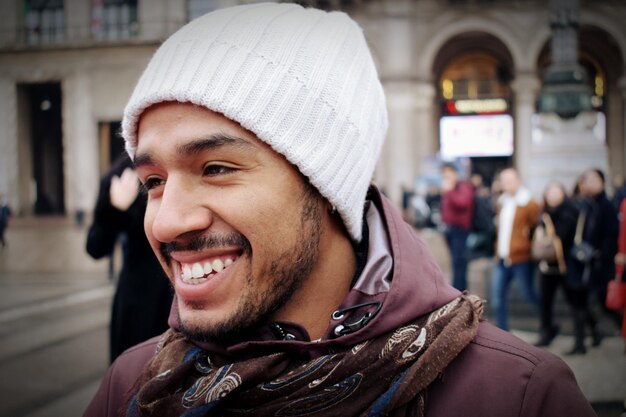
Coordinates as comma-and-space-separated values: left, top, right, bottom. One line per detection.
441, 167, 458, 192
581, 171, 603, 197
441, 168, 458, 184
499, 169, 519, 196
135, 102, 324, 343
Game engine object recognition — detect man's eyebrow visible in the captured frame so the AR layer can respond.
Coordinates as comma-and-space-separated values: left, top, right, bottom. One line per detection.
177, 133, 255, 156
133, 153, 154, 170
133, 133, 255, 169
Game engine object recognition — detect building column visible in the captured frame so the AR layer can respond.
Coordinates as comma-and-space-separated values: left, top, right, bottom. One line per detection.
63, 72, 98, 219
413, 81, 438, 169
380, 80, 436, 206
511, 73, 541, 183
0, 78, 19, 211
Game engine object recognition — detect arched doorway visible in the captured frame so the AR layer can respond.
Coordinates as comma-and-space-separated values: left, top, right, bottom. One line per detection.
433, 32, 515, 186
17, 82, 65, 215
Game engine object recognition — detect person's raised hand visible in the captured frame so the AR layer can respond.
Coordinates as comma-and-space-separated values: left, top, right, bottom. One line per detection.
110, 167, 139, 211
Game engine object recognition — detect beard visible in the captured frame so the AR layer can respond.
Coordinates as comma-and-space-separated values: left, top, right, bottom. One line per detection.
162, 184, 323, 345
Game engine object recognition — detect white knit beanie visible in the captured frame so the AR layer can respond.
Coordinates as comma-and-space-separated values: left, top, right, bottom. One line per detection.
122, 2, 388, 241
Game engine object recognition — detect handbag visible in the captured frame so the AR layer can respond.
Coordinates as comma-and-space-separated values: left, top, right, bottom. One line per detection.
570, 210, 595, 264
532, 213, 566, 274
605, 276, 626, 310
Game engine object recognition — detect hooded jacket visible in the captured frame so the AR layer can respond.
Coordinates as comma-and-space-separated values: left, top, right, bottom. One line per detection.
84, 188, 594, 417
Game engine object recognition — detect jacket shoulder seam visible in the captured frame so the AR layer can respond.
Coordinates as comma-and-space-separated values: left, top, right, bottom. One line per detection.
105, 359, 117, 416
471, 333, 543, 365
517, 358, 543, 417
517, 355, 563, 417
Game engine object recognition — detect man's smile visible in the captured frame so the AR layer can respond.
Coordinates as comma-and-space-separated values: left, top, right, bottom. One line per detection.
175, 254, 239, 285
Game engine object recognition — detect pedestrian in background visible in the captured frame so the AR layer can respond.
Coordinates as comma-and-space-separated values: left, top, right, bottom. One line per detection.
613, 196, 626, 352
441, 163, 474, 291
467, 172, 496, 260
491, 167, 540, 330
0, 193, 12, 248
534, 181, 579, 348
613, 174, 626, 213
86, 153, 173, 362
566, 168, 619, 354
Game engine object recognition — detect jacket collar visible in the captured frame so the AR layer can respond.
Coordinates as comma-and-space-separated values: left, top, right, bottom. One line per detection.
500, 186, 531, 207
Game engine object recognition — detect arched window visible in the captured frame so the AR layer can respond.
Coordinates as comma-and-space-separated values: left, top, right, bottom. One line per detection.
439, 52, 512, 100
433, 35, 515, 181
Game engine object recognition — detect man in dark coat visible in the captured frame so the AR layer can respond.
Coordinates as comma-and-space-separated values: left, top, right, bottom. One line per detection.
565, 168, 621, 354
84, 4, 595, 416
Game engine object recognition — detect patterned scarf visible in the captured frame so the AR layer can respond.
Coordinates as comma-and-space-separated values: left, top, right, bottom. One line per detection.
127, 295, 483, 417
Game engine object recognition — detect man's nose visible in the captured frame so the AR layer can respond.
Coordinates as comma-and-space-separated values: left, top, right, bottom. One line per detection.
150, 179, 213, 243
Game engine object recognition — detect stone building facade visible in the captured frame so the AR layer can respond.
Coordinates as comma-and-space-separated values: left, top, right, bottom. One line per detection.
0, 0, 624, 217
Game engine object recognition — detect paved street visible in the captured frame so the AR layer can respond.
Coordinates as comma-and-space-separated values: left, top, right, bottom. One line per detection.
0, 217, 112, 417
0, 218, 624, 416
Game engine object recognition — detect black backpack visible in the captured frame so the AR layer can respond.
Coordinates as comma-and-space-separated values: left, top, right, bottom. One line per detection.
472, 194, 495, 234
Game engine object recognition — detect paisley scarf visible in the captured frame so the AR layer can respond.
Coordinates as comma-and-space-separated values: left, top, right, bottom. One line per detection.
127, 295, 483, 417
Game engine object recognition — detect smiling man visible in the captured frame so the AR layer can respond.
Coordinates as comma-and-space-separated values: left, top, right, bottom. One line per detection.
135, 102, 352, 344
85, 3, 595, 417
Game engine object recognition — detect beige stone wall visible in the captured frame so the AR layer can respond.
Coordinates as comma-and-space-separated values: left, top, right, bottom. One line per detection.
0, 0, 625, 215
353, 0, 626, 205
0, 45, 158, 214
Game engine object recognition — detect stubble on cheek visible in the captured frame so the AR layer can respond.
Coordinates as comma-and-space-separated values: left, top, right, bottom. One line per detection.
176, 184, 323, 344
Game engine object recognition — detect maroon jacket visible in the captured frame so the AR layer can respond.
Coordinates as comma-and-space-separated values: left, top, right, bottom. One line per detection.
441, 181, 474, 230
84, 188, 595, 417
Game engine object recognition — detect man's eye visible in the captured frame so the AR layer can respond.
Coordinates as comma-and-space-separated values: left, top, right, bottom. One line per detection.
139, 177, 165, 194
203, 164, 236, 176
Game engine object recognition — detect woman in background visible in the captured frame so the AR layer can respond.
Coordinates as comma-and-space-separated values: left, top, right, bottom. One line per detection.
86, 153, 173, 362
566, 169, 618, 354
535, 181, 579, 348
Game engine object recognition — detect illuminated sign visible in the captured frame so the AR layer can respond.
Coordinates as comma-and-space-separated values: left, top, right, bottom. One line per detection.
440, 114, 514, 158
443, 98, 509, 115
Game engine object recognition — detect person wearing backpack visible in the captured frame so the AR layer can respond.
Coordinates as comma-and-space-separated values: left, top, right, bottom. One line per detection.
441, 163, 475, 291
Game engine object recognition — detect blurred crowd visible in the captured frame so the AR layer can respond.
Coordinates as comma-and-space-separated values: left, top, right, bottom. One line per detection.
404, 164, 626, 355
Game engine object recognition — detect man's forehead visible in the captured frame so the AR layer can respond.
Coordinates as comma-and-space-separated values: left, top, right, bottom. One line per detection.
136, 102, 255, 147
138, 101, 237, 129
133, 102, 290, 168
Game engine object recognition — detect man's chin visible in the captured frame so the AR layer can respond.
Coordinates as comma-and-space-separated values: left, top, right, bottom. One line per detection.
178, 314, 225, 344
177, 307, 254, 345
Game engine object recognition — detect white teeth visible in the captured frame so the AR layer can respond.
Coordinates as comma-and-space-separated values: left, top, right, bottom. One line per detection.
191, 263, 204, 278
180, 257, 235, 283
182, 264, 192, 280
212, 259, 224, 272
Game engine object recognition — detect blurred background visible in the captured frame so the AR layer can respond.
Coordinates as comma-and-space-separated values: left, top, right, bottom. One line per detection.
0, 0, 625, 416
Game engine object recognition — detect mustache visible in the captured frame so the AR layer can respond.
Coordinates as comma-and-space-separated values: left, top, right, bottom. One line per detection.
160, 232, 252, 261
